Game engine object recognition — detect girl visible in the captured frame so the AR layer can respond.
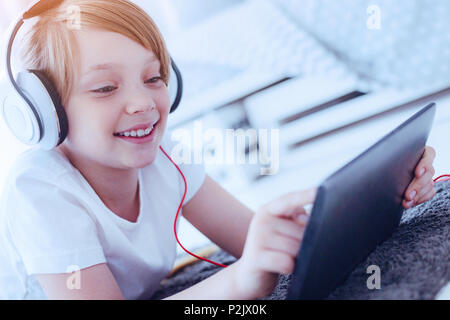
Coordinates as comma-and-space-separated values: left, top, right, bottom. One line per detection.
0, 0, 437, 300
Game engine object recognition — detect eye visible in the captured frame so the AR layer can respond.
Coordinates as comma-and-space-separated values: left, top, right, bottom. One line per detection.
91, 85, 117, 93
145, 76, 163, 84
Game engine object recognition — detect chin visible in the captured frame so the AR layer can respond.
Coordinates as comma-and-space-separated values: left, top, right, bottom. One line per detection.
118, 138, 162, 168
132, 152, 158, 168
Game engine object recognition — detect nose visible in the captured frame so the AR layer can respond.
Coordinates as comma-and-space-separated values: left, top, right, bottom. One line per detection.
124, 85, 157, 115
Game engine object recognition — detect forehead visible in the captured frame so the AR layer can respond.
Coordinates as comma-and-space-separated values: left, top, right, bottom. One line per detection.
74, 28, 159, 75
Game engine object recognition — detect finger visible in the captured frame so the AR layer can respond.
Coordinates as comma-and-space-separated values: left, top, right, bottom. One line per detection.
294, 212, 309, 227
416, 187, 437, 205
425, 146, 436, 159
404, 184, 417, 203
262, 233, 302, 257
403, 198, 414, 209
403, 181, 435, 208
415, 161, 435, 179
263, 188, 317, 219
258, 250, 296, 275
404, 171, 434, 201
268, 216, 306, 241
415, 147, 436, 178
414, 181, 435, 203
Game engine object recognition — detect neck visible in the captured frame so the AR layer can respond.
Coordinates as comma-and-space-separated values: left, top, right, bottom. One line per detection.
55, 145, 139, 218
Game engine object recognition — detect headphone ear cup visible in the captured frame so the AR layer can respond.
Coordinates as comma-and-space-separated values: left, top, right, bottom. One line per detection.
18, 70, 68, 149
168, 58, 183, 113
1, 84, 43, 145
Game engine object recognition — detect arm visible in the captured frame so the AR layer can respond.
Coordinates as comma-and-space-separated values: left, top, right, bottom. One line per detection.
182, 174, 254, 259
37, 187, 316, 300
36, 263, 125, 300
36, 260, 244, 300
35, 175, 253, 300
164, 260, 245, 300
168, 188, 317, 300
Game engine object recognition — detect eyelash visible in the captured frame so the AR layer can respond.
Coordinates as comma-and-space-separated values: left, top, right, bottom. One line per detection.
91, 77, 163, 94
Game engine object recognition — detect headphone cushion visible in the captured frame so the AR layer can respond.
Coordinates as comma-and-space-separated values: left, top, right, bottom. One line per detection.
28, 69, 69, 145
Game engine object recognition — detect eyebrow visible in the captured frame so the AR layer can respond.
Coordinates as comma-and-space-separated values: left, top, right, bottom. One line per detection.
82, 57, 159, 77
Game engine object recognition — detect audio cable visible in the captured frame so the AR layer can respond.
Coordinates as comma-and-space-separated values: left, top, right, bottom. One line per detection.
159, 145, 228, 268
161, 145, 450, 269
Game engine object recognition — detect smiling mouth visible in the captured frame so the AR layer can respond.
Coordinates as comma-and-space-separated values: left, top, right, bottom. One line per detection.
113, 121, 159, 138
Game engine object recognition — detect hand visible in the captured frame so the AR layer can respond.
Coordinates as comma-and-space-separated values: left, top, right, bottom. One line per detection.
232, 188, 317, 299
403, 146, 436, 209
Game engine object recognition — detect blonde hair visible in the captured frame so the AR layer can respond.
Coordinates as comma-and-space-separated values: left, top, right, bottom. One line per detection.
20, 0, 171, 106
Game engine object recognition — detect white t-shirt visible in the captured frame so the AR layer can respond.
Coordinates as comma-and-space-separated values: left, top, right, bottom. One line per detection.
0, 133, 206, 300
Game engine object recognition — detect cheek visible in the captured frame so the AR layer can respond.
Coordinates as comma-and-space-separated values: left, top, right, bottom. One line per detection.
65, 99, 113, 144
156, 87, 171, 115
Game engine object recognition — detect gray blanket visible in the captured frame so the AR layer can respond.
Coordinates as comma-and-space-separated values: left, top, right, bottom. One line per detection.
152, 180, 450, 300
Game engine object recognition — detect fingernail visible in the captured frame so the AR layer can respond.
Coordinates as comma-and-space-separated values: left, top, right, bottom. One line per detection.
419, 168, 425, 177
304, 204, 313, 216
406, 200, 414, 208
409, 190, 416, 199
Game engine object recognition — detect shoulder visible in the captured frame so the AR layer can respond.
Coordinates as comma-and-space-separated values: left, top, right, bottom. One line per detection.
7, 147, 73, 183
0, 149, 100, 250
0, 147, 105, 278
1, 148, 79, 222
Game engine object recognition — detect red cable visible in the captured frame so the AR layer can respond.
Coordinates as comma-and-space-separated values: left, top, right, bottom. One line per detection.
159, 146, 227, 268
434, 174, 450, 182
161, 142, 449, 268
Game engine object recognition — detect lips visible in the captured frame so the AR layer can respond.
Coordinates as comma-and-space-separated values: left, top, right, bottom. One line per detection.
114, 121, 159, 144
114, 119, 159, 136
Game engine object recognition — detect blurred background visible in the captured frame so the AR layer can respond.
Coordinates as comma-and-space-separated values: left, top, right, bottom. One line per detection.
1, 0, 450, 254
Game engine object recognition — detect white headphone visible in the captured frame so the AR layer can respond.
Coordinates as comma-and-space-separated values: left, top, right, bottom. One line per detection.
1, 0, 183, 150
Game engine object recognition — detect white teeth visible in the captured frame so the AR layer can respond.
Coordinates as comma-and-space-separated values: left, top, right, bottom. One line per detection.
117, 125, 155, 138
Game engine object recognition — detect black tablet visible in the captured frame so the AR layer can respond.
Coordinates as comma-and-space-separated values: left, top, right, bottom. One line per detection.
287, 102, 437, 300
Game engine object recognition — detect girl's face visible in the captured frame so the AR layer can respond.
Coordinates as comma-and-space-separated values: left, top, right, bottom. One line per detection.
59, 28, 171, 169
